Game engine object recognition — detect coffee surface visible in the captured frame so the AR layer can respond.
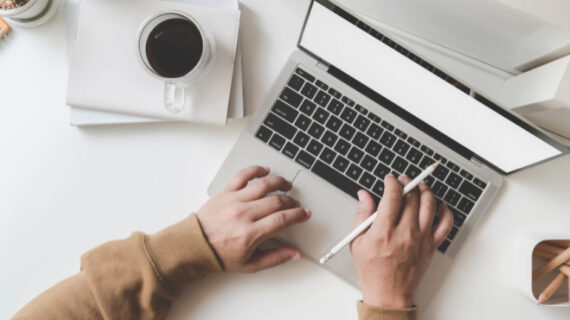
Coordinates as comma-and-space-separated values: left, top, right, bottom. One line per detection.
146, 18, 203, 78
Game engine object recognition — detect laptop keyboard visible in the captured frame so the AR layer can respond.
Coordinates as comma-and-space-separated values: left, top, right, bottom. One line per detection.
255, 67, 488, 253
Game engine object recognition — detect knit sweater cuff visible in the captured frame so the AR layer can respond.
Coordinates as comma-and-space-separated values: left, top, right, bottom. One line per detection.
357, 300, 418, 320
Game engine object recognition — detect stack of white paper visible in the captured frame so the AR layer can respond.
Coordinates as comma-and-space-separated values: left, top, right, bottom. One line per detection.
66, 0, 243, 126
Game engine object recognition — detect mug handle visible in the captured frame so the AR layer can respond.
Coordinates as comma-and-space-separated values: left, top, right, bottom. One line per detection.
164, 81, 185, 113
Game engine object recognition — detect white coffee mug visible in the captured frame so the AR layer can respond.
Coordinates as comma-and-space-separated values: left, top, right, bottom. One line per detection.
136, 11, 214, 114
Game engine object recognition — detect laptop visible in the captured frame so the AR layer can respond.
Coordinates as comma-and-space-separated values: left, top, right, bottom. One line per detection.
208, 0, 568, 307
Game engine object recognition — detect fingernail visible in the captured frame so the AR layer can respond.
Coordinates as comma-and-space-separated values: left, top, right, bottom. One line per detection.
357, 190, 363, 200
292, 252, 302, 260
304, 208, 312, 217
385, 173, 394, 178
263, 166, 270, 172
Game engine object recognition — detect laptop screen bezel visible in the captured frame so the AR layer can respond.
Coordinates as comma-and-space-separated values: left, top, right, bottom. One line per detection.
296, 0, 568, 175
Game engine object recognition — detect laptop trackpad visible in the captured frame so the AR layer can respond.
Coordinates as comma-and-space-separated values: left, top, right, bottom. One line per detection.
280, 170, 360, 285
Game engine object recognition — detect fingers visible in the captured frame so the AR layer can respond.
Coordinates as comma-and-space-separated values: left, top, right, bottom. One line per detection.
432, 203, 454, 248
352, 190, 377, 229
397, 175, 420, 230
417, 182, 437, 234
224, 166, 270, 192
237, 175, 293, 201
254, 207, 311, 242
246, 195, 301, 220
372, 174, 403, 230
245, 246, 301, 272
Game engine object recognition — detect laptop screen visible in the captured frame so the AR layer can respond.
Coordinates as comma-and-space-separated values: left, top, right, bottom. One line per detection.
298, 0, 566, 174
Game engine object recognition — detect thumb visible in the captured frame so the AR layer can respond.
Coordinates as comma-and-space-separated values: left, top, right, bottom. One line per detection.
245, 246, 301, 272
352, 190, 376, 229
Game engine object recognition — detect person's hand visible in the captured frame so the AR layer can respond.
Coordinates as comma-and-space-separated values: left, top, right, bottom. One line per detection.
350, 174, 453, 308
196, 166, 311, 273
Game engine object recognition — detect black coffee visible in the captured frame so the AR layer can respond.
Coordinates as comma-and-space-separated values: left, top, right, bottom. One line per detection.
146, 18, 204, 78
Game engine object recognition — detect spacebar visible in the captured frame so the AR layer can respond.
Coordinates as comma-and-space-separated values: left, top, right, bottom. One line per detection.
311, 161, 361, 200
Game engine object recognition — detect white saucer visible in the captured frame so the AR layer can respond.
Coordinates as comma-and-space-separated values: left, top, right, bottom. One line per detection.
8, 0, 61, 28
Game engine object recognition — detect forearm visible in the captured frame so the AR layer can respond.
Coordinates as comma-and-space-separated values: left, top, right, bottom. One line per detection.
13, 214, 223, 320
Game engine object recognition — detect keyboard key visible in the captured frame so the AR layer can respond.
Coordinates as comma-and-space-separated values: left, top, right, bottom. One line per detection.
325, 115, 343, 132
295, 68, 315, 82
341, 96, 355, 106
301, 82, 318, 99
393, 139, 410, 156
313, 160, 360, 199
433, 165, 449, 180
308, 122, 325, 139
379, 132, 397, 148
347, 164, 363, 180
280, 87, 303, 107
269, 134, 286, 151
407, 136, 421, 148
405, 148, 422, 164
355, 104, 368, 115
295, 150, 315, 169
459, 169, 473, 181
433, 153, 447, 164
315, 90, 331, 107
312, 108, 330, 124
405, 165, 421, 179
379, 148, 396, 165
457, 197, 474, 214
327, 99, 344, 115
451, 208, 466, 227
255, 125, 273, 142
446, 172, 462, 189
328, 87, 342, 99
354, 115, 371, 132
373, 163, 390, 179
359, 172, 375, 189
392, 156, 409, 173
394, 129, 407, 139
473, 178, 487, 189
372, 180, 385, 196
444, 189, 461, 207
361, 155, 378, 171
334, 138, 351, 155
432, 181, 448, 197
424, 176, 435, 187
381, 120, 394, 131
458, 181, 483, 202
333, 156, 349, 172
419, 156, 435, 169
293, 131, 310, 148
315, 79, 328, 90
420, 145, 434, 156
366, 123, 383, 139
287, 74, 304, 91
365, 141, 382, 157
272, 100, 298, 122
340, 108, 357, 123
348, 147, 365, 163
446, 161, 460, 172
448, 226, 458, 240
339, 124, 356, 140
299, 100, 317, 116
320, 147, 337, 164
264, 113, 297, 139
352, 132, 369, 149
294, 114, 311, 131
307, 139, 324, 157
367, 113, 381, 123
321, 131, 338, 147
282, 142, 299, 159
438, 239, 451, 253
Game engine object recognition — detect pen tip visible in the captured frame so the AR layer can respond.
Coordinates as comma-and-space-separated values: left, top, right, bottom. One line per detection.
432, 161, 441, 169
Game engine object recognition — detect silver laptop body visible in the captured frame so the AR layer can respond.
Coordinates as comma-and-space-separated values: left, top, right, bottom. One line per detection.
209, 0, 567, 308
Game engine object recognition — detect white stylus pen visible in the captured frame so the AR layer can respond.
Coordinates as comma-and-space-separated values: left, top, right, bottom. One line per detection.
319, 161, 441, 265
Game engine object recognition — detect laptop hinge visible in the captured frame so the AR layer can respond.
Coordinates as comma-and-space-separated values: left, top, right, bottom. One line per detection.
316, 60, 330, 71
470, 156, 484, 168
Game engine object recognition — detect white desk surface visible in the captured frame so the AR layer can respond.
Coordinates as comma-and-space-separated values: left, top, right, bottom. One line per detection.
1, 1, 570, 319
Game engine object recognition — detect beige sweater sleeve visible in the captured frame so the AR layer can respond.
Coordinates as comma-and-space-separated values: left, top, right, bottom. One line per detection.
13, 213, 417, 320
